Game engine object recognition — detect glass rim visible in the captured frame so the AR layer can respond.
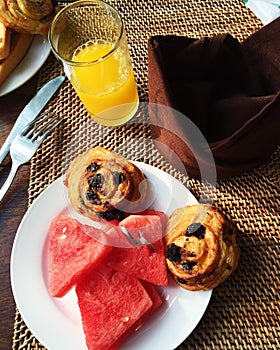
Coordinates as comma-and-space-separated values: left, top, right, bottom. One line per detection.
48, 0, 124, 67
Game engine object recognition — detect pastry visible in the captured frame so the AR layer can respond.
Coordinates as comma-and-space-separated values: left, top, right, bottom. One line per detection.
0, 21, 11, 60
165, 204, 239, 291
0, 0, 56, 34
64, 147, 148, 222
0, 31, 33, 85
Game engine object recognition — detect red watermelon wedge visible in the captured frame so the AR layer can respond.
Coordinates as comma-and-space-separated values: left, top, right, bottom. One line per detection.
137, 209, 168, 231
135, 281, 163, 329
48, 215, 111, 297
120, 213, 163, 243
112, 281, 163, 349
76, 264, 153, 350
82, 210, 167, 249
141, 281, 163, 310
105, 214, 168, 286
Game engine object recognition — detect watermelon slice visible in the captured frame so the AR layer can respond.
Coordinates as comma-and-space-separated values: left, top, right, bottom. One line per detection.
76, 264, 153, 350
141, 281, 163, 310
137, 209, 168, 232
82, 221, 128, 248
105, 214, 168, 286
82, 210, 167, 248
120, 213, 164, 243
48, 215, 111, 297
112, 281, 163, 349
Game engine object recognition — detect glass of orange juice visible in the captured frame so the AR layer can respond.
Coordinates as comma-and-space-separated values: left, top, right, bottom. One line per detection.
48, 0, 139, 126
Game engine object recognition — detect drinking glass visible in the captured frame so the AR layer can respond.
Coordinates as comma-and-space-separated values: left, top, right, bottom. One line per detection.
49, 0, 139, 126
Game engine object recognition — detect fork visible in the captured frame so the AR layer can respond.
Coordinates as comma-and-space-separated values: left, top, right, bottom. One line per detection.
120, 225, 156, 252
0, 112, 63, 202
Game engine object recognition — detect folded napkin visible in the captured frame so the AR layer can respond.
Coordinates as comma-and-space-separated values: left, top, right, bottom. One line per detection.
148, 17, 280, 179
244, 0, 280, 24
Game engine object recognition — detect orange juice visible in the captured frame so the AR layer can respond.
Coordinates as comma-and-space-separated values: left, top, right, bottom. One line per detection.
70, 40, 138, 126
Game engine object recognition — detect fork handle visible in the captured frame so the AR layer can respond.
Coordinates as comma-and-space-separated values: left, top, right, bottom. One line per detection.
0, 140, 11, 165
0, 161, 20, 202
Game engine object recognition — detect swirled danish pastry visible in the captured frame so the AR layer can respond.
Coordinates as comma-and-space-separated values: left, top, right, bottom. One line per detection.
165, 204, 239, 291
0, 0, 56, 34
64, 147, 148, 223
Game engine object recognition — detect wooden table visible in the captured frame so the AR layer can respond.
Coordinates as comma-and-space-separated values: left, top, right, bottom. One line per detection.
0, 75, 38, 350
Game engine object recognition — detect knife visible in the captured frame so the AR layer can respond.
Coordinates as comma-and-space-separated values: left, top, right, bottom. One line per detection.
0, 75, 65, 165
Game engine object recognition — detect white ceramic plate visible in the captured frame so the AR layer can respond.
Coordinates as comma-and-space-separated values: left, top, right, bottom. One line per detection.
0, 35, 50, 97
11, 162, 212, 350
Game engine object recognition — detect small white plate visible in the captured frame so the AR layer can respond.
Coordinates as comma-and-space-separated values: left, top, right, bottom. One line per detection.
0, 35, 50, 97
11, 162, 212, 350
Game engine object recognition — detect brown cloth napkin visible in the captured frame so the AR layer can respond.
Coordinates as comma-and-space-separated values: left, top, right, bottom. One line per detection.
148, 17, 280, 179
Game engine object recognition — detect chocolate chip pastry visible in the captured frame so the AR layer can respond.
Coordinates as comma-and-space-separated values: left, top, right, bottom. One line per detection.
0, 0, 57, 34
64, 147, 148, 223
165, 204, 239, 291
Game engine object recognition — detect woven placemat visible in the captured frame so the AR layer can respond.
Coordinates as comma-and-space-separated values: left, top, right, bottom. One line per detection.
12, 0, 280, 349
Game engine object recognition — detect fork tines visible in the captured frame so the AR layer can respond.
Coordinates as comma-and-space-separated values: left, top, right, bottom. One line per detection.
119, 225, 156, 252
22, 111, 63, 142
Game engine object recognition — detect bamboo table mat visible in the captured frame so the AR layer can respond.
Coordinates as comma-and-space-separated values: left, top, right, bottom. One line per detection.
12, 0, 280, 349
